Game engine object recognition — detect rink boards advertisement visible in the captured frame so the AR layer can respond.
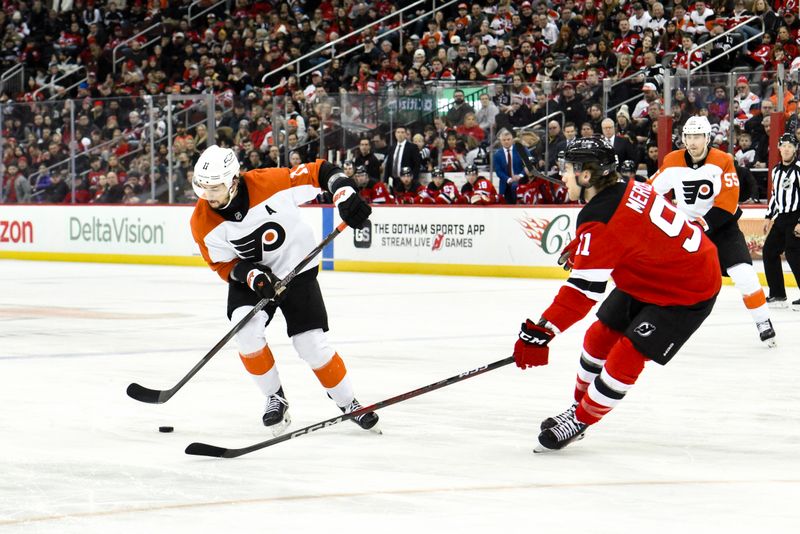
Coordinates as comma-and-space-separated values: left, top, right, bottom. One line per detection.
1, 204, 790, 285
331, 205, 579, 278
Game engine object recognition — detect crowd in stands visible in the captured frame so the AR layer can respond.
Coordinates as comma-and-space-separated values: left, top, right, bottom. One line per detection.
1, 0, 799, 205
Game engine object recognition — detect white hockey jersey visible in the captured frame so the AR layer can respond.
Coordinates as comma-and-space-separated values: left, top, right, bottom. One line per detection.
190, 161, 326, 281
649, 147, 740, 227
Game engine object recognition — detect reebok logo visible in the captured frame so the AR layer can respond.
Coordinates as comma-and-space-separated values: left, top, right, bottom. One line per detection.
634, 322, 656, 337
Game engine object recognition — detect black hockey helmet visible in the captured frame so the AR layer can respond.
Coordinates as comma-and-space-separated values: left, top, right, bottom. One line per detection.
343, 159, 354, 167
778, 133, 798, 147
620, 159, 636, 173
355, 164, 367, 174
432, 168, 445, 178
401, 166, 413, 176
563, 136, 618, 183
464, 164, 478, 174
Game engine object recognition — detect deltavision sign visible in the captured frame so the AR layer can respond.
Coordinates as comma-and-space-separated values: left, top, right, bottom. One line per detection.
69, 216, 165, 244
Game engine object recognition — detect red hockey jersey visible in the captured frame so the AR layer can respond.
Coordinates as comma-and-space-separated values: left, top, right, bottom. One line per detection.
541, 180, 721, 332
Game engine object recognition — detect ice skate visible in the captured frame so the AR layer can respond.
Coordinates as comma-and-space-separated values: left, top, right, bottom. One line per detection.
262, 387, 291, 436
756, 319, 777, 348
540, 402, 578, 431
341, 398, 381, 434
534, 413, 588, 453
793, 299, 800, 312
766, 296, 788, 309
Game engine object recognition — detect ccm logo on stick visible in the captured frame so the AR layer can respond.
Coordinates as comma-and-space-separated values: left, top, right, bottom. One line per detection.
0, 220, 33, 243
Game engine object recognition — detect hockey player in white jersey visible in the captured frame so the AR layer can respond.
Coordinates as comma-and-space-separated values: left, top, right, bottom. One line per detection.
649, 116, 776, 347
190, 145, 380, 435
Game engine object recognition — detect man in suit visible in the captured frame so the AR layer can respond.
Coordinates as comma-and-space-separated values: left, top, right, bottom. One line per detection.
384, 126, 421, 188
600, 119, 636, 166
493, 128, 530, 204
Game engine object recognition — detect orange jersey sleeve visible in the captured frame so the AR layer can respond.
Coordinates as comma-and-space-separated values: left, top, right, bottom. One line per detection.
707, 149, 739, 215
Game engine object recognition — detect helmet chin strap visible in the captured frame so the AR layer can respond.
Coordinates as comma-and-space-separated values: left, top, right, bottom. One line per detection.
218, 180, 239, 210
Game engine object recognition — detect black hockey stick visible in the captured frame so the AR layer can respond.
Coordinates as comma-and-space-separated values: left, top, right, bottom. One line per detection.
185, 355, 516, 458
126, 220, 349, 404
513, 141, 567, 188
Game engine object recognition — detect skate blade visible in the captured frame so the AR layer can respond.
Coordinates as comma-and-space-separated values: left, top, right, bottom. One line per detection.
368, 423, 382, 435
268, 412, 292, 437
793, 304, 800, 312
763, 338, 777, 348
768, 302, 788, 309
533, 432, 586, 454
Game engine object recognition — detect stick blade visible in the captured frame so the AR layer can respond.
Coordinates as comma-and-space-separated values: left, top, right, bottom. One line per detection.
126, 382, 168, 404
185, 442, 234, 458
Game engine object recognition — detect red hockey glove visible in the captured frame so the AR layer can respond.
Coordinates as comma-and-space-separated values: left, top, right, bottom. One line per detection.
557, 237, 580, 271
514, 319, 555, 369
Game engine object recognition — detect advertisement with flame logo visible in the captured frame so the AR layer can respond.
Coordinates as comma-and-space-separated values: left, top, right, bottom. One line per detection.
516, 213, 574, 255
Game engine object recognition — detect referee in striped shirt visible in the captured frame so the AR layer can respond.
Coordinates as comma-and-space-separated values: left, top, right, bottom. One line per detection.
763, 133, 800, 311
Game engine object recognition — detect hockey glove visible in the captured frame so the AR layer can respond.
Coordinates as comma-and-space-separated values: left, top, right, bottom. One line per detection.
514, 319, 555, 369
558, 237, 580, 272
232, 261, 280, 300
333, 186, 371, 229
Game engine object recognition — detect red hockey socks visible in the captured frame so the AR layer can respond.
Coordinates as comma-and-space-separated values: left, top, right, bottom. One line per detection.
573, 321, 623, 402
576, 336, 647, 425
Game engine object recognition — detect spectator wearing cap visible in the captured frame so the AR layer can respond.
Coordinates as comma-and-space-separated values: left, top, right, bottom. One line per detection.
555, 83, 587, 130
633, 82, 661, 121
734, 75, 761, 121
628, 3, 652, 35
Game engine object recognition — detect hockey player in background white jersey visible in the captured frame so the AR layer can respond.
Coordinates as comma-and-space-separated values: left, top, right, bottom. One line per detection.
190, 145, 379, 436
649, 116, 776, 347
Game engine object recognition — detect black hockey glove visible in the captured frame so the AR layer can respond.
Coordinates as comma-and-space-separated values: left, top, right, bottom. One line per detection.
333, 185, 371, 228
231, 261, 280, 300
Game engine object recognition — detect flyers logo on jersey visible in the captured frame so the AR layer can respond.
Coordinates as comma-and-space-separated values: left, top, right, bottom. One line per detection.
682, 179, 714, 204
231, 222, 286, 261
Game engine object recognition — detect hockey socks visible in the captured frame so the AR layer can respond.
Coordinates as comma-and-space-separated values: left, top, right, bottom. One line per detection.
575, 337, 647, 425
240, 345, 282, 397
574, 321, 623, 402
727, 263, 770, 323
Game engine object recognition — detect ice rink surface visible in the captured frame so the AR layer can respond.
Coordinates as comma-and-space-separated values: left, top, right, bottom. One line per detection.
1, 260, 799, 533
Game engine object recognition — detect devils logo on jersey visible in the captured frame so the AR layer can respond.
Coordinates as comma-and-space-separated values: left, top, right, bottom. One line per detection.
230, 221, 286, 261
682, 179, 714, 204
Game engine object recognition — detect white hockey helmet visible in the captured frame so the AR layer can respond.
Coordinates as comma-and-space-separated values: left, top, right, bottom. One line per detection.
192, 144, 241, 200
681, 115, 712, 146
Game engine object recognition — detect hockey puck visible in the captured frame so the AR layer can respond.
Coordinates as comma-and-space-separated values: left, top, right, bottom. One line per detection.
158, 426, 174, 433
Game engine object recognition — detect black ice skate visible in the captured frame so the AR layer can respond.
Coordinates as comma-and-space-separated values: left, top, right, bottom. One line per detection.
341, 398, 381, 434
756, 319, 777, 348
766, 296, 788, 309
534, 413, 588, 453
262, 387, 291, 436
540, 402, 578, 431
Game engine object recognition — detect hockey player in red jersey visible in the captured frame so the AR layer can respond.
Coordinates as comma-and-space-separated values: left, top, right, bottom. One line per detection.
460, 164, 500, 204
512, 137, 721, 452
189, 145, 379, 436
426, 167, 463, 204
393, 166, 428, 204
354, 165, 395, 204
650, 116, 776, 347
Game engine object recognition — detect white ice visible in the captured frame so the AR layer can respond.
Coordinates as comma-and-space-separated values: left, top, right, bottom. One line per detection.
1, 260, 799, 534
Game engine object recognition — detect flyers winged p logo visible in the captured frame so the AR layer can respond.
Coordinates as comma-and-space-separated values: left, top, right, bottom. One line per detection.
682, 179, 714, 204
